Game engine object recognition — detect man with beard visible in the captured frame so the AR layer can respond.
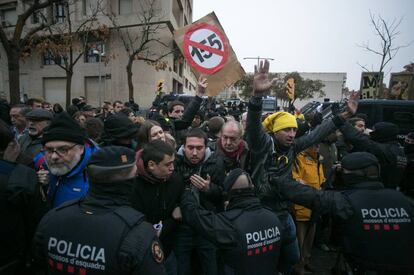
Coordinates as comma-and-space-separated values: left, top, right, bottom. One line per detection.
174, 128, 225, 275
215, 120, 249, 172
34, 112, 99, 208
19, 109, 53, 159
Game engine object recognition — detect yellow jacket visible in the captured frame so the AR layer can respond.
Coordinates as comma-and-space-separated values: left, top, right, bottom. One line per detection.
292, 151, 325, 221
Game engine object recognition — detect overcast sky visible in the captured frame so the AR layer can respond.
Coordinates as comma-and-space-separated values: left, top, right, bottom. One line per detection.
193, 0, 414, 90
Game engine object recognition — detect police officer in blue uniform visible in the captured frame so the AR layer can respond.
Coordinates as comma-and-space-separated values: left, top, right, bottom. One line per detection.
180, 168, 283, 275
33, 146, 167, 274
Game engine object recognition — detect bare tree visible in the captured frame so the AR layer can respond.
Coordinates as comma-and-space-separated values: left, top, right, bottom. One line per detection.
34, 0, 109, 107
0, 0, 61, 104
357, 12, 411, 97
107, 0, 173, 101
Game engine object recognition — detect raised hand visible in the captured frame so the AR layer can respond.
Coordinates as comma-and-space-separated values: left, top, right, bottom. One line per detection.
197, 75, 208, 96
341, 91, 360, 119
253, 60, 277, 97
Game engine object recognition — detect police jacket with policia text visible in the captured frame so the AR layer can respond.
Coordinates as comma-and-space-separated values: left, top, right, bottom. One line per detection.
180, 189, 283, 275
246, 96, 345, 213
33, 140, 99, 208
175, 146, 225, 212
276, 178, 414, 272
33, 180, 167, 275
0, 160, 41, 273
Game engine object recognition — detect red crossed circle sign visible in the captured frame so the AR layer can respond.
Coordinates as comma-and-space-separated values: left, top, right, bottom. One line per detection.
183, 23, 229, 75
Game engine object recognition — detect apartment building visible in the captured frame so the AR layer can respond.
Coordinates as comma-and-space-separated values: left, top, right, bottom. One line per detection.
0, 0, 197, 107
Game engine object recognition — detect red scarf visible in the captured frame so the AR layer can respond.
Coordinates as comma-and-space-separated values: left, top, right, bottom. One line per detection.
218, 138, 246, 160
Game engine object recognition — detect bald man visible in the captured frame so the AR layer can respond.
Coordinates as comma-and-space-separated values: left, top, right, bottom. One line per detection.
180, 169, 283, 275
215, 120, 249, 172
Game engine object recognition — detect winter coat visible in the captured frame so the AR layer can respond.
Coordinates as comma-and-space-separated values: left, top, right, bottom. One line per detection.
18, 133, 43, 159
0, 160, 41, 273
130, 150, 185, 255
292, 152, 325, 221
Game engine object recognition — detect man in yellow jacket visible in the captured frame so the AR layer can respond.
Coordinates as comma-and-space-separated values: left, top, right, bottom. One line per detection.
292, 144, 325, 274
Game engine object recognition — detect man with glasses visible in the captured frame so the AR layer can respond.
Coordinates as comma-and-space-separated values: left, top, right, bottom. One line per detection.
34, 112, 99, 208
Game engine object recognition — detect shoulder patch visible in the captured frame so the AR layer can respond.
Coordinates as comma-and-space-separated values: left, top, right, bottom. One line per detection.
151, 240, 164, 264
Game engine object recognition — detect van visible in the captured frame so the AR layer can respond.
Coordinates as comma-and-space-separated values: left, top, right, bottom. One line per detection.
357, 99, 414, 137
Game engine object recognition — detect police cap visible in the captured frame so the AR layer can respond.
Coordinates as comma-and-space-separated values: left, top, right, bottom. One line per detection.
87, 146, 136, 181
341, 152, 379, 171
223, 168, 246, 192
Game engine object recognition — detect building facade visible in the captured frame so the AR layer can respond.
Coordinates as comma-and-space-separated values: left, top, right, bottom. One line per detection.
0, 0, 197, 108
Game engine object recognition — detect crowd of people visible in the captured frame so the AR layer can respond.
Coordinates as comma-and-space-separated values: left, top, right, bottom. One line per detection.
1, 60, 414, 275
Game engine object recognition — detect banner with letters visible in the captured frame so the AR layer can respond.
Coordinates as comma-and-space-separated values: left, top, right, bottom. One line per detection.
359, 72, 383, 99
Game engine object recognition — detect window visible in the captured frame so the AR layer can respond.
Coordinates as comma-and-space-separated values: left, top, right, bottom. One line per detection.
0, 4, 17, 27
54, 2, 66, 23
119, 0, 132, 15
85, 42, 106, 63
43, 51, 65, 65
82, 0, 99, 16
172, 0, 183, 27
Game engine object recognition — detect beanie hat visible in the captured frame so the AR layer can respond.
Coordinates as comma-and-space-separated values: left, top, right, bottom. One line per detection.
42, 112, 86, 145
87, 146, 136, 183
262, 112, 298, 133
370, 122, 399, 143
104, 114, 139, 139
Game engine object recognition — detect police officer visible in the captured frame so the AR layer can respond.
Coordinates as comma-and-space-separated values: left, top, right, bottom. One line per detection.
180, 168, 283, 275
33, 146, 167, 274
0, 120, 40, 274
340, 121, 407, 189
276, 152, 414, 274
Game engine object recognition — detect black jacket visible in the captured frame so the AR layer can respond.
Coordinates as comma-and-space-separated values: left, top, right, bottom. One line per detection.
180, 189, 283, 275
0, 160, 42, 273
130, 172, 185, 256
339, 122, 407, 188
175, 147, 225, 212
33, 180, 167, 275
246, 96, 344, 213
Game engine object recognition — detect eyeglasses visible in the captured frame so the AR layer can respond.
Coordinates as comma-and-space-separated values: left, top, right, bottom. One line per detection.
43, 144, 77, 156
